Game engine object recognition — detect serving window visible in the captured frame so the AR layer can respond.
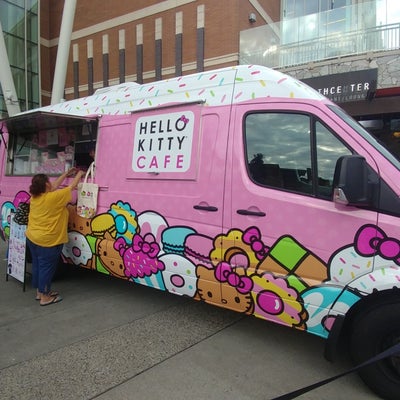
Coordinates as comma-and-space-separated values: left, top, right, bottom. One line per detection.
4, 112, 98, 176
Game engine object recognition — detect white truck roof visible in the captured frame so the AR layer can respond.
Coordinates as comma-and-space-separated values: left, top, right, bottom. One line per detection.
34, 65, 326, 117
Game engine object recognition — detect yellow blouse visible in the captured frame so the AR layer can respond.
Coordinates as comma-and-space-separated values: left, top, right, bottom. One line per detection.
26, 187, 72, 247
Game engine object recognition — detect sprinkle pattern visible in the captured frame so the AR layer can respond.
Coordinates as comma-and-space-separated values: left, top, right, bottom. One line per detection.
36, 65, 324, 117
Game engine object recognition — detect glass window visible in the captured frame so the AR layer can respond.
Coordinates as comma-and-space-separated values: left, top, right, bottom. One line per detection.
315, 121, 352, 197
0, 3, 24, 34
27, 12, 38, 43
0, 0, 40, 115
305, 0, 319, 15
245, 112, 352, 199
329, 104, 400, 170
27, 42, 38, 72
246, 113, 313, 194
6, 123, 97, 176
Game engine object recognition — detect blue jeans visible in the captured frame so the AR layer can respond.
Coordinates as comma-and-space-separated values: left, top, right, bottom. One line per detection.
26, 238, 63, 294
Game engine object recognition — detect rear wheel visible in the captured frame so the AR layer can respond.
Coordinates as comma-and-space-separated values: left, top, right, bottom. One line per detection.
350, 303, 400, 400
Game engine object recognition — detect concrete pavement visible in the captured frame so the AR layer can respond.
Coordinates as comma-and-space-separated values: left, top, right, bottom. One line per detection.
0, 239, 379, 400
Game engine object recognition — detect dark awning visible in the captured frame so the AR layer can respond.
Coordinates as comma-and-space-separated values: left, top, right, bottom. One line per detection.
1, 111, 99, 136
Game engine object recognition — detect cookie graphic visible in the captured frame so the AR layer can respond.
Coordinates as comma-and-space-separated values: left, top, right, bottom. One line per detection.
62, 231, 93, 268
91, 213, 116, 239
184, 234, 214, 268
162, 226, 196, 254
159, 253, 197, 297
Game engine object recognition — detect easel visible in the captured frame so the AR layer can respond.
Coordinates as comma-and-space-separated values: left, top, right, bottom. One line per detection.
5, 216, 29, 291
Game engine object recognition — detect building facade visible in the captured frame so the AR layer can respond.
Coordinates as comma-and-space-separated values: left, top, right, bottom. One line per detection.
39, 0, 275, 104
2, 0, 274, 116
241, 0, 400, 157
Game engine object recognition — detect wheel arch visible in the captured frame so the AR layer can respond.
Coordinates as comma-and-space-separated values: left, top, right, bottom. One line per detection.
325, 287, 400, 361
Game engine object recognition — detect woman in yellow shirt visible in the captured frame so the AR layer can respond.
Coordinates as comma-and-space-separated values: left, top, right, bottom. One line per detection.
26, 168, 84, 306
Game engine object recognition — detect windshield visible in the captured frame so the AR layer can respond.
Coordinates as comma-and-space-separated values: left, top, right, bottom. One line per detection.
328, 104, 400, 171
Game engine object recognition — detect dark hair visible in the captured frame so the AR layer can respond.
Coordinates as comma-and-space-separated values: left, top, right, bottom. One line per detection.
29, 174, 49, 197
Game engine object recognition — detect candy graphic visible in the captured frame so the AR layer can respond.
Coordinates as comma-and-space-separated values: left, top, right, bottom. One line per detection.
116, 233, 164, 279
257, 235, 327, 292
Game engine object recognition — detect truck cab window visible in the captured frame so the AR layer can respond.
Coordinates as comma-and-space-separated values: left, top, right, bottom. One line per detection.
245, 112, 351, 198
315, 120, 352, 197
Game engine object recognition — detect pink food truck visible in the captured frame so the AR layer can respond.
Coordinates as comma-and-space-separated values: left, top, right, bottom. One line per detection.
1, 65, 399, 399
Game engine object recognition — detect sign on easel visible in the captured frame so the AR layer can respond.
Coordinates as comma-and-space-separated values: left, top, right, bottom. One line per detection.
7, 216, 27, 287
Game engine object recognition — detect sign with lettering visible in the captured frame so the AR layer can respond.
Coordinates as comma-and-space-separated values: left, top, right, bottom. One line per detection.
7, 216, 27, 284
302, 69, 378, 103
132, 111, 195, 173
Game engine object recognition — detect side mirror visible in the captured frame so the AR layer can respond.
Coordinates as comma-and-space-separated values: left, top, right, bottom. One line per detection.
333, 155, 374, 206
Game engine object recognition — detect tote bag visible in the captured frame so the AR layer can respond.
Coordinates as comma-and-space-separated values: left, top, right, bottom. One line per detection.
77, 162, 98, 218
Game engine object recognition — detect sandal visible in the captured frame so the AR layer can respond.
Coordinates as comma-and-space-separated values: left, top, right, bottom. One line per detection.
40, 295, 63, 306
36, 290, 59, 301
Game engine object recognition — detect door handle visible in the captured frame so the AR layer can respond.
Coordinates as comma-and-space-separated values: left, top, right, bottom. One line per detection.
236, 209, 266, 217
193, 205, 218, 212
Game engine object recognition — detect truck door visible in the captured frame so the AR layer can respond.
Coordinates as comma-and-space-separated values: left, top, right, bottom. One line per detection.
225, 101, 380, 331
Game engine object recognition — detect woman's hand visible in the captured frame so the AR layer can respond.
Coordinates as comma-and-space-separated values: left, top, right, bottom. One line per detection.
65, 167, 78, 177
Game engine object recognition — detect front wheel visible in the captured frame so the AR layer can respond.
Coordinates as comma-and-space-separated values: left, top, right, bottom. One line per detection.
350, 303, 400, 400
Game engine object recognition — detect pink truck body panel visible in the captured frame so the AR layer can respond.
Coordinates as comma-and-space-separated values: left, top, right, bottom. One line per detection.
1, 65, 400, 343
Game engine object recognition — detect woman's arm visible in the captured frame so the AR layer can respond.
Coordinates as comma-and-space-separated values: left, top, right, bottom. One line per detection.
51, 168, 81, 191
68, 170, 85, 190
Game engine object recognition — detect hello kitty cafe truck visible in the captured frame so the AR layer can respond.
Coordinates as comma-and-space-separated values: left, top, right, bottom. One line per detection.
1, 65, 400, 399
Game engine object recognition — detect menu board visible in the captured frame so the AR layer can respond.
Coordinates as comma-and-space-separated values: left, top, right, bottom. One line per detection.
7, 216, 27, 283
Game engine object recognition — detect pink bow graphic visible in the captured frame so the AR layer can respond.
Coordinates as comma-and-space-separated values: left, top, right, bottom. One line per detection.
180, 115, 189, 124
215, 262, 253, 294
243, 226, 269, 260
114, 237, 128, 256
355, 224, 400, 265
133, 234, 160, 258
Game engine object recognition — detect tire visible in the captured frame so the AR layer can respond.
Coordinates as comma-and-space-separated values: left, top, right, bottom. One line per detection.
350, 303, 400, 400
